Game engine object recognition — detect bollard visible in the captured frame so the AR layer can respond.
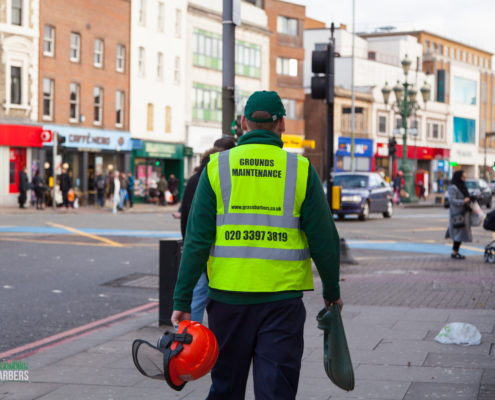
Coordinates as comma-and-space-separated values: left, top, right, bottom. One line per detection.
340, 238, 358, 265
159, 239, 183, 326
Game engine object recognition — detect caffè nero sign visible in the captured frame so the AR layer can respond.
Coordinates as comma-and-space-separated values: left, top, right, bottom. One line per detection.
42, 124, 132, 151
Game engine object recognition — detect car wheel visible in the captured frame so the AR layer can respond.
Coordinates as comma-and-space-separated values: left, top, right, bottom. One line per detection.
358, 201, 369, 221
383, 200, 393, 218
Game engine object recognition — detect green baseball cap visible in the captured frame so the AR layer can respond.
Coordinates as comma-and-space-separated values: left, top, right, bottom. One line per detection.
244, 91, 286, 122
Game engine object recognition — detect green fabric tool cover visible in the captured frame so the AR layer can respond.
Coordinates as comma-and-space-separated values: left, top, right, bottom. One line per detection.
316, 305, 355, 391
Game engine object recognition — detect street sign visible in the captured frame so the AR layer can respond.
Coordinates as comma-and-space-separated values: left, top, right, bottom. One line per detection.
233, 0, 241, 26
392, 128, 404, 136
408, 128, 418, 136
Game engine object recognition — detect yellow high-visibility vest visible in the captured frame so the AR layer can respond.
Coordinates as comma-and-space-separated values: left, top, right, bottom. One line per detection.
206, 143, 313, 293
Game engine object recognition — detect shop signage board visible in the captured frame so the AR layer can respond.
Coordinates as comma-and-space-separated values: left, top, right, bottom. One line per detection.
42, 124, 132, 151
133, 141, 185, 159
336, 137, 373, 157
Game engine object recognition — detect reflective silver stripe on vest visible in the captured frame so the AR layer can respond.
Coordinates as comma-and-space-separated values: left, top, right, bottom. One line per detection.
211, 245, 310, 261
216, 213, 299, 229
217, 150, 300, 228
283, 152, 298, 217
218, 150, 231, 212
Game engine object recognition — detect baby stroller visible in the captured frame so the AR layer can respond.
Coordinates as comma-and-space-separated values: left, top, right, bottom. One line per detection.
483, 209, 495, 263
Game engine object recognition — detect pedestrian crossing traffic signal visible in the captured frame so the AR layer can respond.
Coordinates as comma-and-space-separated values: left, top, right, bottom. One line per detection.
310, 42, 334, 102
388, 137, 397, 158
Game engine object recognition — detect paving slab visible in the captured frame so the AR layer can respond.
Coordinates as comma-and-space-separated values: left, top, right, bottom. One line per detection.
356, 364, 482, 384
402, 382, 479, 400
424, 352, 495, 369
478, 384, 495, 400
376, 339, 492, 355
30, 365, 142, 387
393, 319, 495, 335
0, 382, 61, 400
481, 368, 495, 384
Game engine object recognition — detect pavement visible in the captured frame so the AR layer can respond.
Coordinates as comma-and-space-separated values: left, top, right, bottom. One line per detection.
1, 254, 494, 400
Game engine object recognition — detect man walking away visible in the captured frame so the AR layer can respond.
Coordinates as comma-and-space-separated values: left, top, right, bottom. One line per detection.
157, 176, 168, 206
60, 167, 72, 209
32, 171, 46, 210
171, 91, 342, 399
96, 172, 106, 208
109, 171, 120, 214
18, 167, 29, 209
126, 172, 135, 208
119, 173, 128, 211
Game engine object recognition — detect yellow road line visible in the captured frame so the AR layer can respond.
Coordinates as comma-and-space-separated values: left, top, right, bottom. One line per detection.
47, 222, 124, 247
411, 227, 447, 232
0, 236, 157, 248
461, 245, 485, 253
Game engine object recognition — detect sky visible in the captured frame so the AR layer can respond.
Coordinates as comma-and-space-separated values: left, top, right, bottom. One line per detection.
290, 0, 495, 56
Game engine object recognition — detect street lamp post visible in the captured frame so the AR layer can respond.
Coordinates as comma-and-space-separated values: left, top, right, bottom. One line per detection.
382, 55, 431, 203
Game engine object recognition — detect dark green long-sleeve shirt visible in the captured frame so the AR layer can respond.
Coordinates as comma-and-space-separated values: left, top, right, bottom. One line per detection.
173, 130, 340, 312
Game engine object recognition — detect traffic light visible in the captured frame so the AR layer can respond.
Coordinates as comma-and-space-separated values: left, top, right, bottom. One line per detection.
310, 41, 334, 102
388, 137, 397, 158
492, 162, 495, 171
56, 133, 66, 152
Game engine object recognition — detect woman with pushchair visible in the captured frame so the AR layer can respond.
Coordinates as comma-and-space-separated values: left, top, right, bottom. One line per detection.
447, 170, 473, 259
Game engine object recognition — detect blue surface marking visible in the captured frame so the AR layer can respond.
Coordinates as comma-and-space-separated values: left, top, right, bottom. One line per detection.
347, 240, 484, 256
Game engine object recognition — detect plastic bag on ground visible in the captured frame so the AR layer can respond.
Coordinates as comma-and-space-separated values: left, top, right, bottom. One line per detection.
434, 322, 481, 346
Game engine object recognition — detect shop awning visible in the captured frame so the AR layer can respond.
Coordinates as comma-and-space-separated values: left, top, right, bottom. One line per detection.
0, 124, 43, 147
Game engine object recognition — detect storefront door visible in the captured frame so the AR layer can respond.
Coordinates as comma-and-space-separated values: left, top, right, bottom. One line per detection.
9, 148, 26, 193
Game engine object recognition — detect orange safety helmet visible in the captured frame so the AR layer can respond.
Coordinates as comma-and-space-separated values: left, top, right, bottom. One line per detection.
132, 320, 219, 391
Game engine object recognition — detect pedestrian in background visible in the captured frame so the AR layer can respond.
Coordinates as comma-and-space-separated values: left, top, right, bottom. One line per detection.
157, 175, 168, 206
447, 169, 472, 259
180, 137, 236, 323
119, 172, 128, 211
18, 167, 29, 209
109, 171, 120, 214
126, 171, 134, 208
393, 170, 404, 204
171, 90, 342, 399
95, 172, 106, 208
60, 167, 72, 209
32, 170, 46, 210
168, 174, 179, 204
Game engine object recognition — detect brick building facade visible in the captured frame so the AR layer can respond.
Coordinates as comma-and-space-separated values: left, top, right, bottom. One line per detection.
264, 0, 305, 149
38, 0, 131, 204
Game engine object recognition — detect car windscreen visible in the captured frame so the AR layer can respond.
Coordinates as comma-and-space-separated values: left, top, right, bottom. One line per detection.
466, 181, 480, 189
334, 175, 369, 189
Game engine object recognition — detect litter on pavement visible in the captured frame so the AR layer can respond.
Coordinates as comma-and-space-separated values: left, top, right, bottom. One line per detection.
434, 322, 482, 346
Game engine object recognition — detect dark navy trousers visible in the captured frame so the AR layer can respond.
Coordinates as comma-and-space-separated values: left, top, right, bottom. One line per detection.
206, 297, 306, 400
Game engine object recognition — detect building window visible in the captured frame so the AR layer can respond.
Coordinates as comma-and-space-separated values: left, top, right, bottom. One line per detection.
235, 41, 261, 78
341, 107, 367, 134
277, 16, 298, 36
42, 78, 54, 120
116, 90, 124, 127
175, 9, 181, 38
378, 115, 387, 135
138, 47, 145, 77
193, 29, 222, 70
281, 99, 297, 119
192, 83, 222, 122
395, 116, 402, 129
11, 0, 22, 25
453, 117, 475, 143
410, 118, 420, 138
70, 33, 81, 62
444, 45, 448, 57
438, 44, 443, 55
425, 40, 430, 53
475, 55, 479, 66
174, 56, 180, 84
276, 57, 298, 77
93, 39, 104, 68
116, 44, 125, 72
10, 66, 22, 105
453, 76, 477, 105
43, 25, 55, 56
157, 2, 165, 32
147, 103, 154, 131
139, 0, 146, 25
93, 87, 103, 125
427, 120, 445, 141
69, 83, 80, 122
165, 106, 171, 133
157, 52, 163, 80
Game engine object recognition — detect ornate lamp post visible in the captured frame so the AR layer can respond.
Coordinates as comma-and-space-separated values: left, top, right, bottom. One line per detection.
382, 55, 431, 202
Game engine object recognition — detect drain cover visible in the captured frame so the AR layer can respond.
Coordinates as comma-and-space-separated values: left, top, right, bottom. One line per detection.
103, 273, 158, 289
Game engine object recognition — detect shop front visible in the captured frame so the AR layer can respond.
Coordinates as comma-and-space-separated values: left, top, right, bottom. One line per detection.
131, 140, 186, 203
374, 143, 450, 193
0, 124, 44, 206
42, 124, 132, 205
335, 137, 373, 172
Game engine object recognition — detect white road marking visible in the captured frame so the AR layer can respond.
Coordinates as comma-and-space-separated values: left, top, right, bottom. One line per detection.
18, 253, 27, 257
98, 294, 108, 298
3, 285, 13, 289
51, 289, 62, 294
